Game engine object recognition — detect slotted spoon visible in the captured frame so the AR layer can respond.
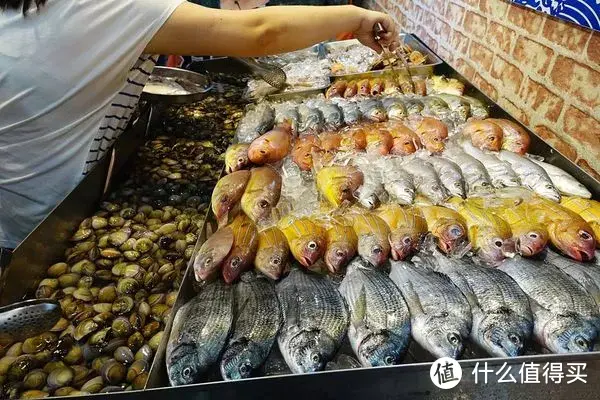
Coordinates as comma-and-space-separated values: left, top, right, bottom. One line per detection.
0, 299, 61, 346
233, 57, 287, 90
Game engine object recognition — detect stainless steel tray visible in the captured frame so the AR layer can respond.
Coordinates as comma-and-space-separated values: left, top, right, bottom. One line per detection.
141, 67, 213, 105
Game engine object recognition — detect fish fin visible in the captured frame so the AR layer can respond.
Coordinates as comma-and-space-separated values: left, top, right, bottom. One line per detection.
351, 287, 368, 328
399, 279, 425, 316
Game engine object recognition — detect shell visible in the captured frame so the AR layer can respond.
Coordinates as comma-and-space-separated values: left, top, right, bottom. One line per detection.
71, 228, 93, 242
100, 386, 125, 393
19, 390, 49, 399
73, 288, 93, 302
42, 360, 66, 375
80, 376, 104, 393
91, 356, 111, 375
111, 317, 132, 338
38, 279, 59, 290
132, 371, 149, 390
70, 365, 91, 387
100, 248, 122, 259
108, 216, 125, 227
23, 369, 47, 390
88, 327, 111, 347
126, 359, 149, 383
73, 319, 100, 341
6, 343, 23, 357
123, 264, 141, 278
147, 294, 165, 306
8, 354, 36, 381
117, 278, 139, 295
101, 359, 126, 385
54, 387, 77, 396
70, 260, 95, 275
109, 229, 131, 247
46, 366, 74, 389
127, 332, 144, 352
97, 285, 117, 303
123, 251, 141, 261
134, 345, 152, 363
113, 346, 134, 365
148, 331, 163, 351
58, 273, 81, 288
22, 336, 46, 354
134, 238, 153, 254
101, 338, 128, 355
165, 292, 177, 307
112, 296, 134, 315
141, 321, 160, 339
92, 311, 115, 326
91, 216, 108, 229
62, 345, 83, 365
77, 276, 94, 288
92, 303, 113, 314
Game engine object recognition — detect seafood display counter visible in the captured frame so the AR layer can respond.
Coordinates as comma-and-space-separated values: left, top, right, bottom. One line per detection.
2, 34, 600, 400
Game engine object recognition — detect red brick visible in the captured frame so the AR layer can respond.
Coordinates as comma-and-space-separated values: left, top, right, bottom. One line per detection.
472, 72, 498, 100
479, 0, 509, 19
563, 106, 600, 153
588, 31, 600, 66
463, 11, 487, 37
507, 4, 544, 35
576, 159, 600, 181
454, 58, 476, 80
498, 96, 529, 125
462, 0, 480, 7
520, 78, 564, 123
550, 56, 600, 109
422, 12, 437, 33
512, 36, 553, 76
487, 21, 516, 54
436, 46, 454, 63
450, 29, 470, 54
533, 126, 578, 161
543, 17, 591, 53
445, 2, 465, 26
490, 55, 523, 94
438, 20, 452, 41
469, 41, 494, 72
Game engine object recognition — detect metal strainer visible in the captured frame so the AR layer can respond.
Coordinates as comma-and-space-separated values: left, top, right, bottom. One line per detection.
0, 299, 61, 346
233, 57, 287, 89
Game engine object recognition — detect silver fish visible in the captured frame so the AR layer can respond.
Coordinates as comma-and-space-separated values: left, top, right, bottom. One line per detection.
358, 99, 387, 122
318, 102, 345, 131
382, 97, 408, 120
333, 98, 362, 125
421, 155, 466, 199
220, 272, 282, 380
421, 96, 451, 120
402, 157, 449, 204
461, 141, 520, 188
166, 281, 234, 386
443, 147, 493, 195
431, 94, 471, 122
414, 248, 533, 357
401, 98, 424, 116
297, 105, 324, 135
497, 151, 561, 202
389, 260, 472, 359
338, 258, 411, 367
498, 256, 600, 353
462, 95, 489, 119
276, 267, 349, 374
274, 103, 300, 135
531, 159, 592, 199
235, 103, 275, 143
353, 155, 387, 209
325, 354, 362, 371
379, 157, 415, 205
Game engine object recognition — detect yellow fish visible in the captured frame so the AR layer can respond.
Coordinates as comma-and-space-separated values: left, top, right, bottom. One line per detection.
315, 217, 358, 274
418, 205, 469, 255
376, 204, 427, 260
254, 227, 289, 281
316, 165, 363, 208
241, 166, 282, 224
561, 197, 600, 247
277, 215, 326, 268
344, 211, 391, 267
222, 215, 258, 284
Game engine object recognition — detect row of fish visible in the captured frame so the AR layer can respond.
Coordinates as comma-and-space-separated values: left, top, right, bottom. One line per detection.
167, 245, 600, 386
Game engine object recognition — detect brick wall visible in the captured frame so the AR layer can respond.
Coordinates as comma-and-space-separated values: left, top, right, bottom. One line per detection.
365, 0, 600, 179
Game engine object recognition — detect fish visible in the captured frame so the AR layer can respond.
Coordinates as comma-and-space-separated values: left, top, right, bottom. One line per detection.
316, 165, 364, 208
325, 354, 362, 370
274, 103, 300, 135
220, 272, 282, 380
241, 166, 282, 224
254, 227, 290, 280
326, 80, 347, 98
431, 94, 471, 122
387, 122, 421, 155
225, 144, 251, 174
317, 217, 358, 274
319, 132, 342, 152
383, 78, 400, 95
448, 197, 515, 265
426, 75, 465, 96
343, 80, 358, 98
291, 135, 321, 171
489, 119, 530, 155
353, 154, 387, 209
461, 95, 489, 119
443, 147, 493, 194
544, 248, 600, 307
401, 157, 449, 204
497, 150, 561, 202
317, 103, 344, 131
248, 123, 292, 165
421, 96, 451, 120
276, 267, 349, 373
421, 155, 466, 198
277, 215, 326, 268
344, 212, 392, 267
365, 127, 393, 156
382, 97, 408, 121
236, 103, 275, 143
415, 117, 448, 153
401, 98, 424, 116
212, 170, 251, 227
463, 120, 504, 152
419, 205, 469, 254
166, 281, 234, 386
193, 226, 234, 282
461, 141, 520, 188
398, 75, 416, 95
376, 204, 427, 260
298, 105, 324, 135
560, 197, 600, 244
414, 248, 533, 358
389, 260, 472, 359
339, 125, 367, 151
532, 160, 592, 198
357, 79, 371, 96
333, 99, 362, 125
358, 99, 387, 123
338, 258, 411, 367
222, 215, 259, 284
498, 256, 600, 353
379, 157, 416, 205
370, 78, 385, 96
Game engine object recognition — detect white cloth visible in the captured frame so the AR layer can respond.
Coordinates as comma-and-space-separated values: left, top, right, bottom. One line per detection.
0, 0, 185, 248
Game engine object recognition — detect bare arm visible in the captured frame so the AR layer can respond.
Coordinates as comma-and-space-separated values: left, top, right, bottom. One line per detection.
145, 3, 398, 57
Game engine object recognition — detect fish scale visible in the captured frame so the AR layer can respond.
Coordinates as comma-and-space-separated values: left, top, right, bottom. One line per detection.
544, 249, 600, 308
422, 156, 466, 198
461, 142, 520, 188
443, 148, 492, 194
402, 158, 449, 204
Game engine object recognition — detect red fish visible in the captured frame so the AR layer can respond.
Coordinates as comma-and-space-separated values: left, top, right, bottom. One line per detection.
248, 123, 292, 165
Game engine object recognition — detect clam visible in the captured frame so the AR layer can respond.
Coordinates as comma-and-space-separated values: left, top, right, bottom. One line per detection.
108, 216, 125, 228
91, 355, 111, 375
70, 260, 95, 275
73, 288, 93, 302
101, 338, 127, 355
127, 332, 144, 352
35, 286, 54, 299
58, 273, 81, 288
117, 278, 139, 295
147, 294, 165, 306
38, 279, 59, 290
33, 350, 52, 364
70, 365, 91, 388
143, 272, 159, 290
138, 255, 154, 269
138, 301, 151, 316
112, 296, 134, 315
157, 263, 173, 275
63, 345, 83, 365
148, 331, 163, 351
19, 390, 49, 399
73, 319, 99, 341
101, 359, 126, 385
93, 311, 115, 326
100, 248, 122, 259
101, 202, 120, 213
72, 308, 95, 325
71, 228, 93, 242
81, 344, 101, 362
129, 313, 144, 331
132, 371, 149, 390
151, 304, 169, 322
95, 259, 114, 269
54, 387, 76, 396
165, 291, 177, 307
109, 229, 131, 247
120, 208, 136, 219
94, 269, 113, 281
88, 327, 111, 347
142, 321, 161, 339
134, 345, 152, 363
100, 386, 125, 393
97, 234, 110, 248
88, 246, 100, 261
22, 336, 46, 354
46, 366, 74, 389
123, 251, 140, 261
111, 317, 132, 338
80, 376, 104, 393
156, 223, 177, 235
185, 233, 198, 245
0, 355, 17, 375
77, 276, 94, 289
23, 369, 47, 390
113, 346, 134, 365
52, 336, 73, 359
91, 216, 108, 230
43, 361, 66, 375
7, 342, 23, 357
134, 238, 153, 254
92, 303, 113, 314
98, 285, 117, 303
120, 238, 137, 252
126, 359, 148, 383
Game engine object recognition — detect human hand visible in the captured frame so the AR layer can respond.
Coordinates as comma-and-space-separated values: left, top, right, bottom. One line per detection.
352, 9, 399, 53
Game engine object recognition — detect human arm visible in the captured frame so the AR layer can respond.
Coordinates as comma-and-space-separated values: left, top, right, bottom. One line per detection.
145, 3, 398, 56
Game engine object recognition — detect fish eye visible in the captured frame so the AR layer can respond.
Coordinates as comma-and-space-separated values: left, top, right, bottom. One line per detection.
450, 226, 462, 237
204, 257, 213, 266
237, 157, 244, 163
336, 249, 345, 257
545, 184, 553, 189
494, 240, 503, 248
307, 241, 318, 250
260, 150, 266, 155
372, 246, 383, 255
258, 200, 269, 209
509, 334, 520, 344
579, 230, 592, 240
488, 136, 496, 142
447, 333, 460, 345
528, 232, 538, 239
404, 188, 412, 193
576, 336, 588, 348
182, 367, 192, 379
311, 353, 321, 364
403, 237, 412, 245
384, 356, 395, 365
271, 256, 281, 265
441, 311, 449, 318
239, 363, 252, 375
231, 257, 241, 269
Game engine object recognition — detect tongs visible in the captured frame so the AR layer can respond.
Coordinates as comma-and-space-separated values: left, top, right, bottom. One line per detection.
0, 299, 61, 346
233, 57, 287, 90
374, 22, 415, 93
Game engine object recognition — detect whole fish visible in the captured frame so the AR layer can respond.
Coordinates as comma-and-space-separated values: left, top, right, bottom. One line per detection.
414, 249, 533, 358
402, 157, 449, 204
225, 144, 251, 174
431, 94, 471, 122
443, 147, 493, 194
421, 155, 466, 199
193, 227, 234, 282
222, 215, 259, 284
166, 281, 234, 386
326, 80, 347, 98
353, 154, 387, 209
463, 120, 503, 152
365, 127, 393, 156
212, 170, 251, 227
461, 141, 520, 188
426, 75, 465, 96
241, 166, 282, 224
291, 135, 321, 171
276, 267, 349, 374
387, 122, 421, 156
379, 157, 416, 205
383, 78, 401, 95
389, 260, 472, 359
254, 227, 290, 280
344, 80, 358, 98
297, 105, 324, 135
220, 272, 282, 380
248, 123, 292, 165
345, 212, 392, 267
274, 103, 300, 135
419, 205, 469, 255
401, 98, 424, 116
544, 248, 600, 307
338, 258, 411, 367
357, 79, 371, 97
277, 215, 326, 268
415, 117, 448, 153
317, 102, 344, 131
532, 160, 592, 198
376, 204, 427, 260
333, 98, 362, 125
236, 103, 275, 143
498, 256, 600, 353
421, 96, 451, 120
497, 150, 560, 202
318, 217, 358, 274
461, 95, 489, 119
319, 132, 342, 152
489, 119, 530, 155
382, 97, 408, 121
339, 126, 367, 151
561, 197, 600, 244
358, 99, 387, 122
316, 165, 364, 208
370, 78, 385, 96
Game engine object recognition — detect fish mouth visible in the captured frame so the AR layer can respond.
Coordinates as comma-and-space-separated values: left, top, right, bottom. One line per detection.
577, 250, 593, 262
